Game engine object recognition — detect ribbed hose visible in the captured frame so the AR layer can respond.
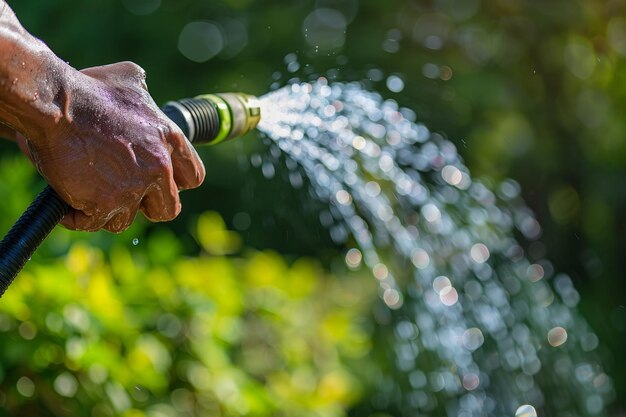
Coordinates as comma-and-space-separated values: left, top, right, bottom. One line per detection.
162, 98, 221, 144
0, 186, 70, 296
0, 99, 223, 298
178, 98, 220, 143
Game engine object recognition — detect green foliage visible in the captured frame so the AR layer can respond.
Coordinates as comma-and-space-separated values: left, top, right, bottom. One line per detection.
0, 157, 375, 416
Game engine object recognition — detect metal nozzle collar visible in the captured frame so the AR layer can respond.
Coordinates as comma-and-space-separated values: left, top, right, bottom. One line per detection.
215, 93, 261, 140
162, 92, 261, 145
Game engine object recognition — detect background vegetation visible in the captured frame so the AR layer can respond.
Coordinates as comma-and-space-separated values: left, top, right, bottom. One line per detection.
1, 0, 625, 415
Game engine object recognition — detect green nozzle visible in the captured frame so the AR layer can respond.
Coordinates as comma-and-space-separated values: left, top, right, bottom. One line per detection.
161, 93, 261, 145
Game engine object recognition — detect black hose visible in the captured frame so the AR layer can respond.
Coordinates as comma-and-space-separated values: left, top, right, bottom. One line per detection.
0, 97, 222, 297
0, 186, 69, 296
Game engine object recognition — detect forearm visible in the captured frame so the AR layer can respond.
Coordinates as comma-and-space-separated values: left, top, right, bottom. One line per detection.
0, 1, 70, 143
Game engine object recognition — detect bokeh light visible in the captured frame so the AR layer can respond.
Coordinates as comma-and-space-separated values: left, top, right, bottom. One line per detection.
178, 21, 224, 63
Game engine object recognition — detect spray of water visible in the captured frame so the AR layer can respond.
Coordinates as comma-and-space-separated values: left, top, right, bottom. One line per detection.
255, 78, 612, 415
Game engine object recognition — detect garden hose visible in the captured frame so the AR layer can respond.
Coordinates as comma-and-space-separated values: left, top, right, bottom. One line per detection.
0, 93, 261, 297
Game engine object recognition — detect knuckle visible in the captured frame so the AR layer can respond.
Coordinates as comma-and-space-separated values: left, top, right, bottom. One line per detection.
112, 61, 148, 91
148, 156, 174, 179
121, 61, 146, 78
168, 125, 187, 143
128, 62, 148, 88
186, 165, 205, 189
157, 124, 172, 143
195, 162, 206, 185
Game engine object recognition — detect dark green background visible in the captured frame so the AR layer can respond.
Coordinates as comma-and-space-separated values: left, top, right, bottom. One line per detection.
4, 0, 626, 413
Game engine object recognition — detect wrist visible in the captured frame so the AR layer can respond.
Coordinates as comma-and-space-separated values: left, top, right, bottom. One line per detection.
19, 48, 75, 145
0, 4, 74, 145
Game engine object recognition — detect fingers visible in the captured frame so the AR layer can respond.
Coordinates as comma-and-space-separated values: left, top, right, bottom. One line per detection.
62, 209, 137, 234
103, 209, 137, 234
60, 63, 204, 234
62, 178, 181, 232
61, 209, 109, 232
59, 128, 198, 234
140, 175, 182, 222
167, 128, 206, 190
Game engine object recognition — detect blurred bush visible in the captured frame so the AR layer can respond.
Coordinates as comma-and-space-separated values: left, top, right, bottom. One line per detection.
0, 157, 375, 417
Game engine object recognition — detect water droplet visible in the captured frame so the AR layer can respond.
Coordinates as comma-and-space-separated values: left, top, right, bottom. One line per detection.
335, 190, 352, 205
442, 165, 463, 186
132, 238, 139, 246
345, 248, 362, 269
411, 249, 430, 269
54, 372, 78, 397
515, 404, 537, 417
16, 376, 35, 397
439, 286, 458, 306
365, 181, 381, 197
261, 162, 275, 179
373, 263, 389, 280
386, 75, 404, 92
422, 204, 441, 223
383, 288, 402, 309
433, 276, 451, 294
462, 373, 479, 391
547, 326, 568, 347
462, 328, 485, 351
527, 264, 545, 282
470, 243, 490, 263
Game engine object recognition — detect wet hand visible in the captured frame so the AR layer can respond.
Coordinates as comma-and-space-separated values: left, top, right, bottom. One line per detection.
19, 62, 205, 233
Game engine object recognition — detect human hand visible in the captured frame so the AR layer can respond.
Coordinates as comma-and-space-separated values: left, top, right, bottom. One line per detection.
0, 122, 14, 141
19, 62, 205, 233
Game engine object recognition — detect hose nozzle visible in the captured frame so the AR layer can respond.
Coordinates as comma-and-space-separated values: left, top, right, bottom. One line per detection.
162, 92, 261, 145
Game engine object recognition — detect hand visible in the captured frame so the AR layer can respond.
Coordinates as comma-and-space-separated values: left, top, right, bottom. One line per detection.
20, 62, 205, 233
0, 122, 14, 141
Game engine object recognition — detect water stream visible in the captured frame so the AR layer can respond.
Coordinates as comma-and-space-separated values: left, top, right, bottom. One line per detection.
255, 79, 612, 416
